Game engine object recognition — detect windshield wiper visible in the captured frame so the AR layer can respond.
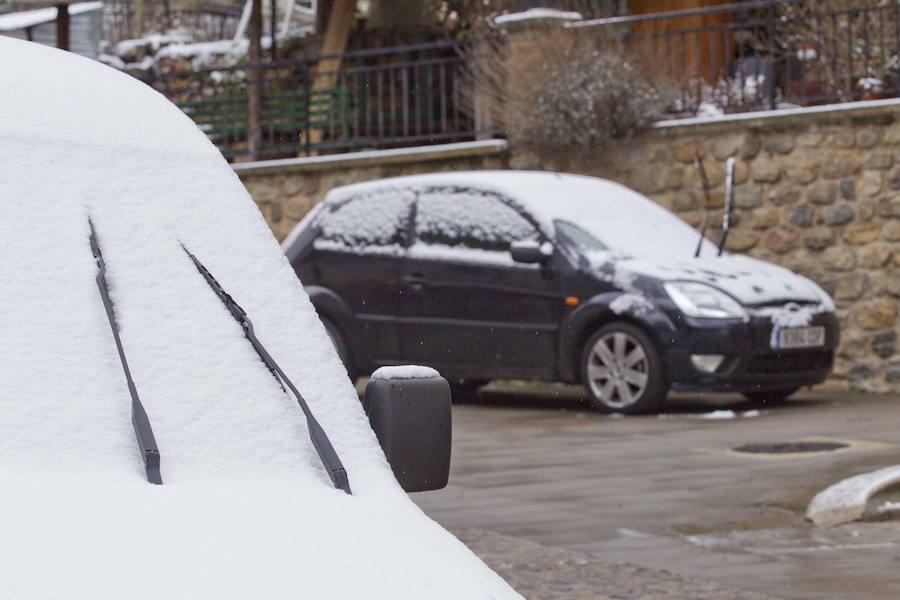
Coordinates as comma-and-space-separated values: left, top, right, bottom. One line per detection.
693, 151, 711, 258
718, 157, 736, 257
89, 219, 162, 485
181, 245, 351, 495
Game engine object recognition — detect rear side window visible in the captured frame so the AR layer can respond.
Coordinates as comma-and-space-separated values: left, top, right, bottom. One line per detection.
316, 190, 413, 252
415, 189, 539, 252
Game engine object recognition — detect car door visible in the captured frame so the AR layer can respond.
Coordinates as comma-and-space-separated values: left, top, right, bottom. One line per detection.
308, 189, 414, 365
397, 187, 562, 379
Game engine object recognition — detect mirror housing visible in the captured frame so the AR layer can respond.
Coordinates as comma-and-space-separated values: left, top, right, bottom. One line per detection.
364, 367, 451, 492
510, 240, 552, 265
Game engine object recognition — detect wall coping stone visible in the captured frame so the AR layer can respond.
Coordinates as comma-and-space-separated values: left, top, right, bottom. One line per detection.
233, 139, 509, 177
654, 98, 900, 136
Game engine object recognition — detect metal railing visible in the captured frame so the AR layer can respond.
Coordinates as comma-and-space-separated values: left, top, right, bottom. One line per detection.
573, 0, 900, 114
104, 1, 243, 46
144, 41, 473, 161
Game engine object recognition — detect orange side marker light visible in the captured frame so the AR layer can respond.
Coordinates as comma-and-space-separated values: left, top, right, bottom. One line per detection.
565, 296, 580, 307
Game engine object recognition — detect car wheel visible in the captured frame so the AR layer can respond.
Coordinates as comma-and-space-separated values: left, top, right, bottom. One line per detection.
742, 388, 799, 405
581, 322, 669, 414
322, 318, 356, 381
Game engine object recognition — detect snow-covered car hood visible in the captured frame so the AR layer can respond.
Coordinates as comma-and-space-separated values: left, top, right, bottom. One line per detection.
0, 473, 514, 599
613, 254, 832, 307
0, 38, 518, 599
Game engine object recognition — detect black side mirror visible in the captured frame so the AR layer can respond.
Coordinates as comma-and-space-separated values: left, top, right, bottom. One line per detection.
364, 367, 451, 492
510, 240, 552, 264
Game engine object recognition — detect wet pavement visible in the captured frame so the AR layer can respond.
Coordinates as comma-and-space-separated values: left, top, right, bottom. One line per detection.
411, 385, 900, 599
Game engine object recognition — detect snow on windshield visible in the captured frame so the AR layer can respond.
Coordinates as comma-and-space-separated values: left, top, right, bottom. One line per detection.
0, 38, 518, 600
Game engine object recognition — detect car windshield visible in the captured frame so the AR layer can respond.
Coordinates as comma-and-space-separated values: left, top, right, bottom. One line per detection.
554, 220, 608, 254
516, 176, 718, 258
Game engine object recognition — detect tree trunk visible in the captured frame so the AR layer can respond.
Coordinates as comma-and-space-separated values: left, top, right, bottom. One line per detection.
303, 0, 355, 155
55, 3, 69, 51
133, 0, 144, 38
247, 0, 263, 161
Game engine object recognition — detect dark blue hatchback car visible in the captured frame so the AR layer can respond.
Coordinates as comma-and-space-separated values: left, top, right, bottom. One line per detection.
284, 171, 838, 414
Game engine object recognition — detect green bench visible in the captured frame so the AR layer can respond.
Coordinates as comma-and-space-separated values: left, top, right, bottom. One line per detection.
179, 86, 350, 151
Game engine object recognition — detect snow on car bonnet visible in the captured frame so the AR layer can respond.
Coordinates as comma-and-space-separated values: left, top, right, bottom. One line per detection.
0, 38, 519, 600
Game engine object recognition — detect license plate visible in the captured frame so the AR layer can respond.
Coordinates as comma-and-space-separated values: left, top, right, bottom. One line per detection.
772, 326, 825, 350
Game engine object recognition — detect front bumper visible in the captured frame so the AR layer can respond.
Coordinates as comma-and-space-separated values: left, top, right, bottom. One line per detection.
664, 311, 839, 393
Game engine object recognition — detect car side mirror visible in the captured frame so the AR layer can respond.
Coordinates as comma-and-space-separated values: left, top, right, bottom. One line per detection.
510, 240, 552, 264
364, 367, 451, 492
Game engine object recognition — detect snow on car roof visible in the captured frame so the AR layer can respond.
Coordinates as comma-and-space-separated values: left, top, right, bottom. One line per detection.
0, 38, 517, 599
324, 170, 716, 257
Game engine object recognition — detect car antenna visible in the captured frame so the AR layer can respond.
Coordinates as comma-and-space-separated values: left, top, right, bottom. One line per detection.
88, 219, 162, 485
180, 244, 351, 495
718, 157, 736, 257
693, 150, 711, 258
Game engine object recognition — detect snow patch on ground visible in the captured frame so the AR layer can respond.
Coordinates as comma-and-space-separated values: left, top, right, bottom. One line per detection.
807, 465, 900, 527
658, 410, 764, 420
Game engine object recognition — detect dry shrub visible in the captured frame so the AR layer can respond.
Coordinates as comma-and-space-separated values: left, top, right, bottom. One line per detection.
465, 26, 671, 155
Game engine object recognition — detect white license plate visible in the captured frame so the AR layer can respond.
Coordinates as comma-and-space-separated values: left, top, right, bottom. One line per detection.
772, 326, 825, 350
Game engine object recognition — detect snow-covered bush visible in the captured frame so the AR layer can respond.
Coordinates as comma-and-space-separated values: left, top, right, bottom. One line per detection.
515, 49, 670, 153
465, 27, 671, 155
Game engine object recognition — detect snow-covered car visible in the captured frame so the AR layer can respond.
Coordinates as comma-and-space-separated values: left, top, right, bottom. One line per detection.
0, 38, 522, 599
284, 171, 839, 414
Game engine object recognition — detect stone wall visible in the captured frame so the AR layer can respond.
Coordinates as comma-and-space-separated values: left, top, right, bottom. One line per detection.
235, 103, 900, 393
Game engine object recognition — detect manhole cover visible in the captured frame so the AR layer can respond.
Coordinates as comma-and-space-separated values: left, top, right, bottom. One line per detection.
733, 441, 848, 454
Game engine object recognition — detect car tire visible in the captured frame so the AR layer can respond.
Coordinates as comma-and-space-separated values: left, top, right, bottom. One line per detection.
322, 318, 356, 381
742, 388, 799, 406
581, 322, 669, 414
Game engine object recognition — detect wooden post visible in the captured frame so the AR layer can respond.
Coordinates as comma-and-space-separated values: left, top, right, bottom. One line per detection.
133, 0, 143, 38
270, 0, 278, 61
304, 0, 354, 155
55, 3, 69, 50
247, 0, 263, 161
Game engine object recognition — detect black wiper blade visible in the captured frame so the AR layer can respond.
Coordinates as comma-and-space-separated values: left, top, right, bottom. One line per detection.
693, 151, 711, 258
89, 219, 162, 485
181, 245, 351, 495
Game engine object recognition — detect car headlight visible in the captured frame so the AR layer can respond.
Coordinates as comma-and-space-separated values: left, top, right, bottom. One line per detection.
664, 282, 747, 320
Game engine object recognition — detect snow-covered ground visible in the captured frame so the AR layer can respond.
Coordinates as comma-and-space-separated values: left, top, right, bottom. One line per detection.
0, 37, 519, 599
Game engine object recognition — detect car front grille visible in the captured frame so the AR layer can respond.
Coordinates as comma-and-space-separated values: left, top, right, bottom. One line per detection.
745, 351, 833, 374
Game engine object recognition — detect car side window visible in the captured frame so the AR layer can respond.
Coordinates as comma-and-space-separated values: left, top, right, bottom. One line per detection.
414, 189, 540, 257
315, 190, 414, 253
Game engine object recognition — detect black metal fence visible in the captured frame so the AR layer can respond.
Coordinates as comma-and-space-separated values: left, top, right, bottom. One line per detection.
104, 1, 243, 46
145, 41, 472, 161
573, 0, 900, 114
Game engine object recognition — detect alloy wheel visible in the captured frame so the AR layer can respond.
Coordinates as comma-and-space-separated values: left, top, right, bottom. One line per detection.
586, 332, 650, 409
